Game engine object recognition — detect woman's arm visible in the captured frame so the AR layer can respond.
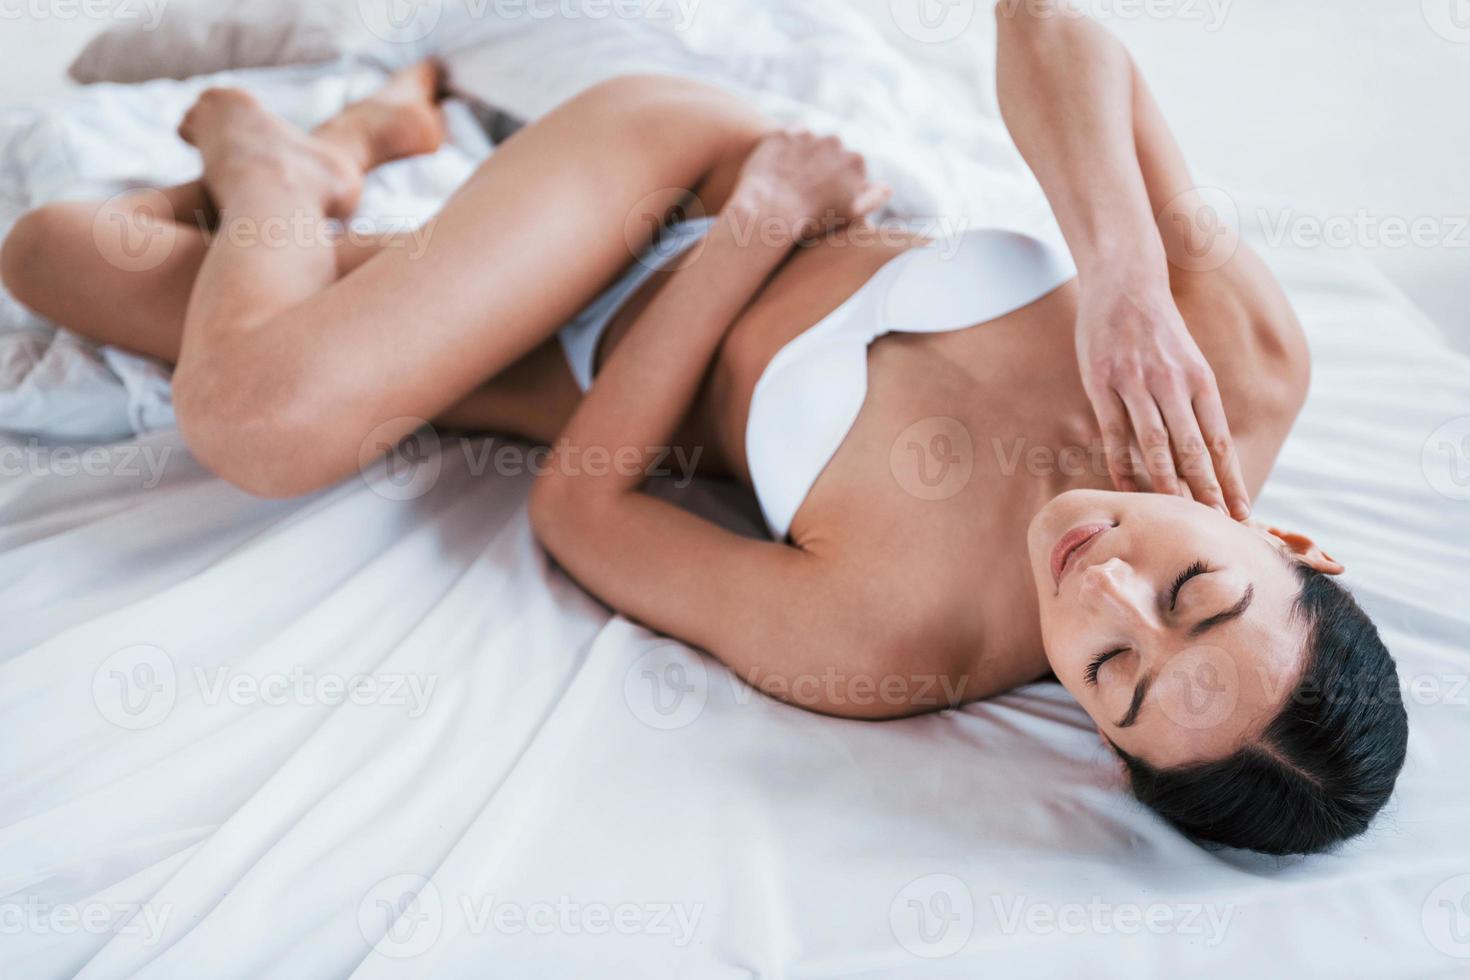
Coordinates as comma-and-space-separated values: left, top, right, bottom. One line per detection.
529, 132, 910, 718
995, 2, 1251, 520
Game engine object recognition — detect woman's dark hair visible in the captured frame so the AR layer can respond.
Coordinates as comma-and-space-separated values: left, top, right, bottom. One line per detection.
1115, 562, 1408, 856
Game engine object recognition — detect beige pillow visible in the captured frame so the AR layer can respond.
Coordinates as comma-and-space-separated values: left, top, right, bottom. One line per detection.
68, 0, 368, 84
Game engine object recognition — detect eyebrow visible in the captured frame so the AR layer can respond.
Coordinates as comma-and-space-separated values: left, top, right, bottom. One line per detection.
1114, 585, 1256, 729
1115, 669, 1154, 729
1187, 585, 1255, 639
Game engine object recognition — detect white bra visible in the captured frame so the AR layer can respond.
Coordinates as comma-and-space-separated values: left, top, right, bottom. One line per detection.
744, 228, 1077, 539
558, 221, 1077, 540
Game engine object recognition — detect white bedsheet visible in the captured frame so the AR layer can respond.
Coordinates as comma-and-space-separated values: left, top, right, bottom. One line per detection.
0, 0, 1061, 445
3, 4, 1470, 978
0, 62, 492, 442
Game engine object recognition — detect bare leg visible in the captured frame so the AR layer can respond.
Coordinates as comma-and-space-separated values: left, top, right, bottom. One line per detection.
0, 71, 776, 487
0, 63, 571, 438
0, 63, 448, 362
165, 74, 768, 497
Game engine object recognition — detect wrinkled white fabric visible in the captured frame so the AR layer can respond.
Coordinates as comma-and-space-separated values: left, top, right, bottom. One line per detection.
0, 64, 490, 441
1, 3, 1468, 978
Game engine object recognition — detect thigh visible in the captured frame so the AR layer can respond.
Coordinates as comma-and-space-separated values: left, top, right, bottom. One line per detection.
3, 194, 428, 364
437, 94, 772, 444
192, 75, 773, 487
270, 76, 768, 386
434, 152, 762, 444
435, 337, 582, 440
3, 196, 209, 361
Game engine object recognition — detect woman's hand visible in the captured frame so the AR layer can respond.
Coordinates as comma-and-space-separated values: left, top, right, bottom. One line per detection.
1076, 273, 1251, 519
729, 128, 891, 239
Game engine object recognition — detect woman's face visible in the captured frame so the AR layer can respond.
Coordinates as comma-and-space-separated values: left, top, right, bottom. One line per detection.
1026, 489, 1341, 768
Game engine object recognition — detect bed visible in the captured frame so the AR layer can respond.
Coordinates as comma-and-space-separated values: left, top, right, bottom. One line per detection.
2, 2, 1468, 977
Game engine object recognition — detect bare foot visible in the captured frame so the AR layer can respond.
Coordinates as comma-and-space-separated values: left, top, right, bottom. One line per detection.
178, 88, 364, 220
313, 61, 447, 172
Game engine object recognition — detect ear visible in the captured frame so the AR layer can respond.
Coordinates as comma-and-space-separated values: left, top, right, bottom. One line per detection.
1262, 525, 1345, 575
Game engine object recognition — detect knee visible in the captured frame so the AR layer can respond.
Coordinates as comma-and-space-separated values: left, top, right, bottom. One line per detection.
172, 358, 329, 499
0, 203, 78, 309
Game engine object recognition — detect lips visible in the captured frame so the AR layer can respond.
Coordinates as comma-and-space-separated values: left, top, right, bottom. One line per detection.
1050, 523, 1111, 588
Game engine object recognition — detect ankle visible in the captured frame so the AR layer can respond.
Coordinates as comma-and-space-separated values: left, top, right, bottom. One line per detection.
310, 118, 373, 173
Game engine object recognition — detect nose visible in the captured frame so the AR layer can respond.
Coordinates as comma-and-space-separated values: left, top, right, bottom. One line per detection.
1078, 557, 1156, 629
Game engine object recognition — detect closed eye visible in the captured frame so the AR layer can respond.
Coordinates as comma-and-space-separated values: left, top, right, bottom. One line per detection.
1168, 560, 1209, 611
1084, 647, 1126, 686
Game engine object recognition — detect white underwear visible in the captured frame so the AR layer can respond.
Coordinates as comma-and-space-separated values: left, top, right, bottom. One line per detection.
557, 218, 718, 390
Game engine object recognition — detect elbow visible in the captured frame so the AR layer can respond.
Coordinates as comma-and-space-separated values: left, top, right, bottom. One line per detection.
1280, 315, 1312, 419
172, 359, 333, 499
1280, 304, 1311, 395
1256, 301, 1311, 419
527, 458, 587, 550
528, 457, 623, 557
527, 468, 567, 545
761, 636, 946, 722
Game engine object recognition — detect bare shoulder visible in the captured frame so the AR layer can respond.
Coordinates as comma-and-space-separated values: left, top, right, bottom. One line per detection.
1173, 240, 1310, 453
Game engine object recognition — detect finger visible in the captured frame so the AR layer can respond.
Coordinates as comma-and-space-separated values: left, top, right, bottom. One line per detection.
1193, 384, 1251, 520
1090, 389, 1138, 493
1120, 390, 1180, 496
852, 182, 892, 217
1157, 388, 1227, 514
1125, 440, 1148, 493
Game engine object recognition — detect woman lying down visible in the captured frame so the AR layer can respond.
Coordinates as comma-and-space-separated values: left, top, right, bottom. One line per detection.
1, 6, 1406, 855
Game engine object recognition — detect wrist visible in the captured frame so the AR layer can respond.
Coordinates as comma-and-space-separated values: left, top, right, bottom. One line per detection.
1059, 190, 1170, 282
1076, 257, 1178, 332
709, 205, 803, 276
1077, 242, 1171, 297
723, 189, 815, 249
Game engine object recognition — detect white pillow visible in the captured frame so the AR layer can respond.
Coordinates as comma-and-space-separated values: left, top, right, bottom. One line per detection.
70, 0, 382, 84
68, 0, 503, 85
